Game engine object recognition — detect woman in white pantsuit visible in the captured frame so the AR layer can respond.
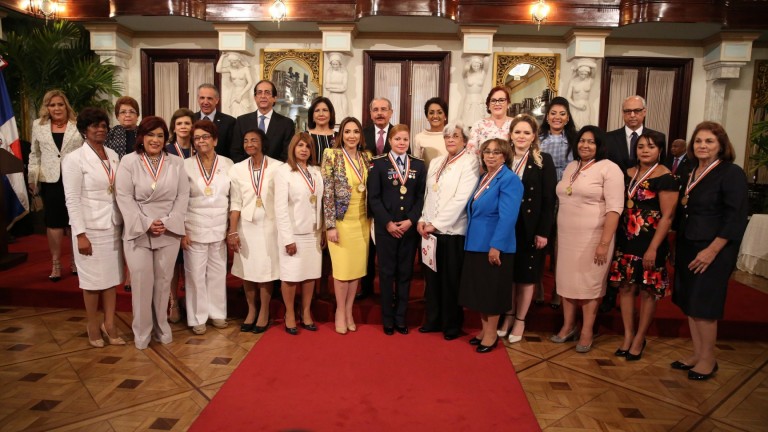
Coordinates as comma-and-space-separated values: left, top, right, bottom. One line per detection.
274, 133, 325, 335
115, 116, 190, 350
181, 120, 234, 335
227, 128, 284, 333
62, 107, 125, 348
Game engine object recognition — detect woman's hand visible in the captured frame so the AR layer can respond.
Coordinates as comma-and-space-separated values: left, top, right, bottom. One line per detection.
149, 219, 166, 236
387, 222, 403, 239
594, 243, 609, 266
642, 248, 657, 271
488, 247, 501, 266
77, 234, 92, 256
227, 232, 241, 253
27, 183, 38, 196
327, 228, 339, 244
689, 246, 718, 274
534, 235, 548, 250
320, 232, 327, 249
416, 222, 426, 238
181, 235, 191, 251
285, 243, 297, 256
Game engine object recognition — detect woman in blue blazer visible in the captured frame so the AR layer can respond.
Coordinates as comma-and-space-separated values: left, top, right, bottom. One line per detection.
459, 138, 523, 353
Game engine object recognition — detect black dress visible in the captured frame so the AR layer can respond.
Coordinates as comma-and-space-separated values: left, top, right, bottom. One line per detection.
672, 162, 748, 320
309, 132, 335, 166
609, 172, 678, 298
40, 132, 69, 228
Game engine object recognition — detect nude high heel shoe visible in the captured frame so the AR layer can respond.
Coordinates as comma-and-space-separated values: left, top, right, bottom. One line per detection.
101, 323, 126, 345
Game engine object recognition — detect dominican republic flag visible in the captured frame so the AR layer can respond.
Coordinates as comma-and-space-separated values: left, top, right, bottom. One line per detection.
0, 59, 29, 230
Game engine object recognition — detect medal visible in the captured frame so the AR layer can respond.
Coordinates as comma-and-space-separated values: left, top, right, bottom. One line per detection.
566, 186, 572, 196
142, 153, 165, 192
310, 195, 317, 204
204, 186, 213, 196
388, 153, 410, 196
87, 143, 115, 195
565, 159, 596, 197
683, 159, 721, 208
249, 156, 268, 209
342, 147, 366, 194
513, 149, 529, 178
256, 197, 263, 207
173, 142, 194, 159
626, 199, 634, 209
393, 180, 398, 186
473, 164, 504, 202
681, 195, 689, 206
196, 153, 219, 198
432, 184, 439, 192
298, 164, 317, 204
357, 184, 366, 192
433, 149, 466, 193
400, 185, 407, 195
626, 163, 658, 208
107, 185, 114, 194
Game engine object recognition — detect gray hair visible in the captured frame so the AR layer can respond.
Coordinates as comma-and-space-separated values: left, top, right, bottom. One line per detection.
443, 121, 468, 142
369, 97, 392, 111
623, 95, 646, 108
198, 83, 220, 98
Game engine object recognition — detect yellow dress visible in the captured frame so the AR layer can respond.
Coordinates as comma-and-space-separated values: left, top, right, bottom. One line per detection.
327, 154, 370, 280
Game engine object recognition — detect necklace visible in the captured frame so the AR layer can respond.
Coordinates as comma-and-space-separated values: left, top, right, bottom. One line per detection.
52, 120, 67, 128
147, 155, 160, 164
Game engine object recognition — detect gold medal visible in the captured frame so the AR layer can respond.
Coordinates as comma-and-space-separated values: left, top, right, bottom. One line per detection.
309, 195, 317, 204
432, 184, 439, 192
357, 184, 366, 192
566, 186, 572, 196
256, 197, 263, 207
151, 182, 156, 190
204, 186, 213, 196
400, 185, 407, 195
107, 185, 114, 194
626, 199, 634, 209
681, 195, 688, 206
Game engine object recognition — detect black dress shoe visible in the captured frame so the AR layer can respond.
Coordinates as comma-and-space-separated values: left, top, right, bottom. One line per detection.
285, 325, 298, 336
240, 322, 255, 332
625, 339, 646, 361
383, 326, 394, 335
252, 323, 269, 334
688, 362, 718, 380
614, 348, 629, 357
418, 326, 439, 333
300, 322, 318, 331
476, 338, 499, 353
444, 333, 459, 341
469, 337, 482, 346
395, 325, 409, 335
670, 360, 694, 370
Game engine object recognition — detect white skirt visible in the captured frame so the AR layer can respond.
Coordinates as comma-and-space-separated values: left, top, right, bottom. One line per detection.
231, 218, 280, 283
279, 232, 322, 282
72, 225, 124, 290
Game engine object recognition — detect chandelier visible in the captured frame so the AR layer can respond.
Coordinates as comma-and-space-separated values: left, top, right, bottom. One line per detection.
530, 0, 550, 31
27, 0, 60, 23
270, 0, 288, 25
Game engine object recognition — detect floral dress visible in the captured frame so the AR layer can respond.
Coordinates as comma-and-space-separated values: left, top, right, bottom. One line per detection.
609, 172, 678, 298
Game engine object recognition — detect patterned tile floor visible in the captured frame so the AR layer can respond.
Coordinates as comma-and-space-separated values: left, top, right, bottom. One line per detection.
0, 271, 766, 431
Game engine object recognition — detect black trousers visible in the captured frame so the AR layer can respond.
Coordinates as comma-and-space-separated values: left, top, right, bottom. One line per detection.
361, 239, 376, 294
376, 230, 418, 327
423, 234, 465, 336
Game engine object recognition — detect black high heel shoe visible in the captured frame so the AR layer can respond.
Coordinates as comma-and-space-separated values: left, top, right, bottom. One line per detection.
670, 360, 694, 370
614, 348, 629, 357
240, 321, 255, 332
476, 337, 499, 353
625, 339, 646, 361
284, 315, 298, 336
469, 337, 482, 346
688, 362, 718, 380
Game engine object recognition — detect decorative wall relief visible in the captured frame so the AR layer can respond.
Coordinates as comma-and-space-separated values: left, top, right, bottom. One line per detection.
566, 57, 597, 129
216, 52, 255, 118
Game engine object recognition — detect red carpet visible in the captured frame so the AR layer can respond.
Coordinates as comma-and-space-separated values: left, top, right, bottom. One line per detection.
190, 324, 540, 432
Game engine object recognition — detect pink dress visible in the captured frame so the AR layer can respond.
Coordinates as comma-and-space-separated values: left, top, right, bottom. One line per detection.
555, 159, 624, 299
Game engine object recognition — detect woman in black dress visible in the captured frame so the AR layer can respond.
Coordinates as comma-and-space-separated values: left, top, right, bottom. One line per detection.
672, 121, 748, 380
609, 132, 678, 360
307, 96, 336, 165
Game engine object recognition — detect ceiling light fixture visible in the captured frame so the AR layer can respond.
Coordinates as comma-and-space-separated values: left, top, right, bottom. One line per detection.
270, 0, 288, 26
530, 0, 550, 31
27, 0, 59, 23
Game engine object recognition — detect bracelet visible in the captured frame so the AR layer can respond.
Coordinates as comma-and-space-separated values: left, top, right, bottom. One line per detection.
599, 241, 608, 246
227, 232, 239, 237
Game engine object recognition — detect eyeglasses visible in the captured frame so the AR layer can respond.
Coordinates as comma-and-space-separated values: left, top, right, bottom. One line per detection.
193, 134, 212, 142
489, 98, 508, 105
255, 90, 273, 96
482, 150, 504, 155
622, 108, 644, 115
119, 110, 138, 116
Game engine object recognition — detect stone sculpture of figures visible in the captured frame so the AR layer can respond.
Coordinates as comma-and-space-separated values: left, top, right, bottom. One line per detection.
324, 52, 349, 122
216, 52, 255, 118
461, 55, 490, 128
566, 58, 597, 129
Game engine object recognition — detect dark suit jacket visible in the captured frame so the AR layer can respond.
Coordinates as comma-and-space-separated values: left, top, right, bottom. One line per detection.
516, 152, 557, 244
664, 153, 692, 189
195, 111, 235, 160
367, 153, 426, 235
606, 126, 666, 172
363, 124, 396, 156
231, 110, 295, 163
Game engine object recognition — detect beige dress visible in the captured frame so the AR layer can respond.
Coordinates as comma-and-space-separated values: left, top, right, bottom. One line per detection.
555, 159, 624, 299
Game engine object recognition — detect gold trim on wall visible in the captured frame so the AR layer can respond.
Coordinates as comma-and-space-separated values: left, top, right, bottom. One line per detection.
492, 53, 560, 97
261, 49, 323, 91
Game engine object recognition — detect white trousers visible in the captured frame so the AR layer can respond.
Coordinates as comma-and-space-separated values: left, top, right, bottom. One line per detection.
183, 239, 227, 326
123, 240, 180, 349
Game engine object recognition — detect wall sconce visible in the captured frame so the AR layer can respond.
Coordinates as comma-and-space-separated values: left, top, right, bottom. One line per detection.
530, 0, 550, 31
270, 0, 288, 25
27, 0, 59, 23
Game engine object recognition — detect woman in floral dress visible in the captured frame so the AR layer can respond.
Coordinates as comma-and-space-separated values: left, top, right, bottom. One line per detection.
609, 132, 678, 361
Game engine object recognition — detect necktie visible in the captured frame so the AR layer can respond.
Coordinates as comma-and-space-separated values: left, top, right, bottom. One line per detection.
396, 156, 404, 175
671, 157, 680, 174
629, 131, 638, 162
376, 130, 385, 155
258, 115, 267, 132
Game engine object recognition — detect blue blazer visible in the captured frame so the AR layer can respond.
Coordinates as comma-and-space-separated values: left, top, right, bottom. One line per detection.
464, 165, 523, 253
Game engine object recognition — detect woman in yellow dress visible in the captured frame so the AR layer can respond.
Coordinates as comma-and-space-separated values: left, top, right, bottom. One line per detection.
321, 117, 371, 334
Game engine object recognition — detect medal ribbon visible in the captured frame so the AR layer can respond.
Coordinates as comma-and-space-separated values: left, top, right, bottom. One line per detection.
87, 143, 115, 189
567, 159, 596, 191
435, 148, 466, 183
341, 147, 365, 185
196, 154, 219, 189
473, 164, 504, 202
173, 142, 194, 159
627, 163, 658, 201
298, 164, 316, 195
141, 152, 165, 185
249, 157, 268, 197
513, 149, 530, 177
388, 153, 410, 186
684, 159, 721, 198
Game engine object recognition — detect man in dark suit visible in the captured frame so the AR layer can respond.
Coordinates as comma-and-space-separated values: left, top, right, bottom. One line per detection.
367, 126, 426, 335
665, 138, 691, 186
194, 83, 235, 159
602, 95, 667, 313
363, 97, 394, 157
231, 80, 295, 162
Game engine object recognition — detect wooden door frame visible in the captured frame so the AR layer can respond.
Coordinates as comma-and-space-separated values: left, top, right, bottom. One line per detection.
362, 51, 451, 129
598, 56, 693, 141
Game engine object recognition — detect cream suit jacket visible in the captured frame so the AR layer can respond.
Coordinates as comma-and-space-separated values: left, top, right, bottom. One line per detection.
419, 151, 480, 236
29, 119, 83, 184
61, 145, 123, 236
273, 164, 324, 247
228, 156, 283, 224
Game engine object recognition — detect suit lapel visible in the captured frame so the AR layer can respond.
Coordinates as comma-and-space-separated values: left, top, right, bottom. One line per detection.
61, 123, 80, 154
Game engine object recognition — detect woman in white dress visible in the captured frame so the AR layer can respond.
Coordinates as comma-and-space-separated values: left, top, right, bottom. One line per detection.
227, 128, 284, 333
274, 132, 325, 335
62, 108, 125, 348
181, 120, 234, 335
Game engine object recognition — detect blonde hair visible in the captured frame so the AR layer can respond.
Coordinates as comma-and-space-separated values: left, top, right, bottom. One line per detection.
509, 114, 543, 168
38, 90, 76, 124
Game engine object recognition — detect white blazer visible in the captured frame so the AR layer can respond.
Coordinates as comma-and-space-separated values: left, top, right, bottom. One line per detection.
274, 164, 324, 247
419, 151, 480, 235
61, 144, 123, 236
183, 155, 234, 243
228, 156, 283, 223
29, 119, 83, 184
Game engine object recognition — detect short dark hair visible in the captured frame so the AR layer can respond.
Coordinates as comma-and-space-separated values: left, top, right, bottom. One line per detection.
242, 128, 270, 155
114, 96, 140, 118
308, 96, 336, 130
479, 138, 513, 171
254, 80, 277, 98
135, 116, 169, 154
423, 97, 448, 118
687, 121, 736, 163
76, 107, 110, 136
169, 108, 195, 143
192, 119, 219, 141
485, 86, 510, 114
635, 131, 666, 166
572, 125, 609, 161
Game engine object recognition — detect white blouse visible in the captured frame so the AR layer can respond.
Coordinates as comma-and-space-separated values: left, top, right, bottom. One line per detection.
183, 154, 234, 243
